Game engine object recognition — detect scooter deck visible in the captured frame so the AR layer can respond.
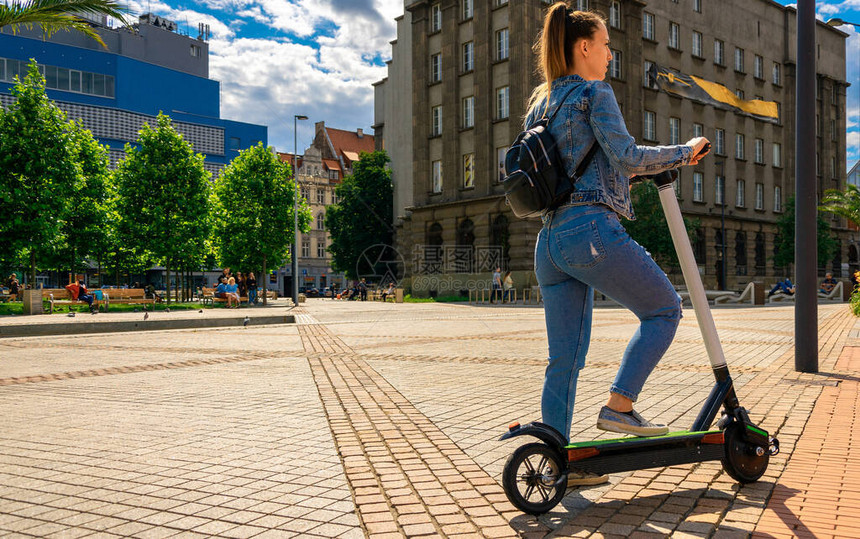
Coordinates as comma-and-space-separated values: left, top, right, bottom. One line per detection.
565, 430, 725, 475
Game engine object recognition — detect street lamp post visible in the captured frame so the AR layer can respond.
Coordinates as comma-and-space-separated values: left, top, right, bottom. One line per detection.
292, 114, 308, 307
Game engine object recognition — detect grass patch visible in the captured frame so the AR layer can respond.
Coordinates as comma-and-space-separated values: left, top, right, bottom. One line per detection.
0, 301, 228, 316
403, 294, 469, 303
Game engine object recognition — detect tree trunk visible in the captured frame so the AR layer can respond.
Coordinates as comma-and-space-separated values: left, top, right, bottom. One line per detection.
29, 250, 36, 289
262, 256, 267, 306
166, 264, 171, 305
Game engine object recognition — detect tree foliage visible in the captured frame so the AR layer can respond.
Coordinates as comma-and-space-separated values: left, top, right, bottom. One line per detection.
326, 151, 394, 280
819, 184, 860, 227
212, 143, 310, 302
113, 113, 212, 300
774, 196, 838, 270
622, 180, 699, 269
0, 0, 130, 48
0, 60, 78, 285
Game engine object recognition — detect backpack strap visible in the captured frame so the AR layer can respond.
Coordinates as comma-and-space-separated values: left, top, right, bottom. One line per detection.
536, 83, 579, 126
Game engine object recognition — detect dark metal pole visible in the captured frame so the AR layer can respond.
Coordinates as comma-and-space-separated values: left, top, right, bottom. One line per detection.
719, 163, 727, 290
291, 116, 301, 306
795, 0, 818, 372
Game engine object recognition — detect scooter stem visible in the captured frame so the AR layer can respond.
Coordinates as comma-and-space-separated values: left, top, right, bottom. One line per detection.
653, 170, 727, 371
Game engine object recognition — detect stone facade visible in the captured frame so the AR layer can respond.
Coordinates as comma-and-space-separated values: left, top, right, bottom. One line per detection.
375, 0, 853, 295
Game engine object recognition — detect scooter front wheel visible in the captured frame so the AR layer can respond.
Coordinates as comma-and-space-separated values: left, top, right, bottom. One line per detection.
501, 442, 566, 515
721, 422, 769, 483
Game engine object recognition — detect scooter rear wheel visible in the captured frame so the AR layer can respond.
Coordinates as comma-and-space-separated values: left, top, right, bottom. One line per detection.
721, 422, 769, 483
502, 442, 566, 515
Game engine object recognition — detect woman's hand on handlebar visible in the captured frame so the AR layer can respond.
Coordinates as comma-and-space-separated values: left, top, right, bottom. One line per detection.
686, 137, 710, 165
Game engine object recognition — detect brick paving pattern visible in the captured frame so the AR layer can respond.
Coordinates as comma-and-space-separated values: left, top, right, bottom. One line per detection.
0, 301, 857, 537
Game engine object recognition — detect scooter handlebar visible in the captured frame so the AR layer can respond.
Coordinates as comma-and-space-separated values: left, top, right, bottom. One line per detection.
631, 169, 678, 187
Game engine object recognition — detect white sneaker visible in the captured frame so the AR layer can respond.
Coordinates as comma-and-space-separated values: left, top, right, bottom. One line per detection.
567, 469, 609, 487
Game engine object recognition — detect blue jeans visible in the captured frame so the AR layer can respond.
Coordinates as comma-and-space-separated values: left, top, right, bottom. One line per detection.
535, 204, 682, 441
248, 288, 257, 304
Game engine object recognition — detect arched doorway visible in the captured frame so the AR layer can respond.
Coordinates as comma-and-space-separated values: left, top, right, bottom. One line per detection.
424, 222, 443, 275
735, 231, 747, 276
456, 219, 475, 273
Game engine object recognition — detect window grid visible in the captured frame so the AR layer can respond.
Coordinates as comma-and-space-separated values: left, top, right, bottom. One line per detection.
610, 50, 622, 79
644, 111, 656, 141
694, 0, 702, 12
1, 57, 115, 98
774, 186, 782, 212
716, 175, 725, 205
715, 129, 725, 155
496, 87, 510, 119
714, 40, 725, 66
609, 1, 621, 29
736, 179, 745, 207
316, 189, 325, 204
734, 48, 744, 72
431, 4, 441, 32
463, 42, 474, 72
463, 153, 474, 188
432, 106, 442, 136
462, 0, 473, 20
669, 22, 680, 49
755, 183, 764, 210
669, 117, 680, 145
644, 61, 657, 89
692, 31, 703, 57
463, 96, 474, 129
735, 133, 744, 160
693, 123, 703, 138
643, 12, 655, 40
755, 138, 764, 163
430, 53, 441, 83
754, 55, 764, 78
772, 62, 781, 85
317, 241, 326, 258
773, 143, 782, 167
432, 160, 442, 193
496, 29, 509, 61
693, 172, 704, 202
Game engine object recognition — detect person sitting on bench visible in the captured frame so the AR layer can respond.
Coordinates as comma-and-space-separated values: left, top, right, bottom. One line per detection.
819, 273, 837, 294
768, 278, 795, 297
380, 282, 396, 301
66, 280, 97, 313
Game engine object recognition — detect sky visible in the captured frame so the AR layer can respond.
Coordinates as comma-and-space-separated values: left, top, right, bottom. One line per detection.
122, 0, 860, 168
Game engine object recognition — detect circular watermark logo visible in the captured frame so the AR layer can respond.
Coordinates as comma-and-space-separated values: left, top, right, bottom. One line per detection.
356, 244, 405, 286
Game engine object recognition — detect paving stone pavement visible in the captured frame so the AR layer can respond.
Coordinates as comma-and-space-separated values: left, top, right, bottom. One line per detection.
0, 300, 857, 538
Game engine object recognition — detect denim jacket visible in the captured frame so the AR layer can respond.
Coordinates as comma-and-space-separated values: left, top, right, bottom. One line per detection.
525, 74, 694, 220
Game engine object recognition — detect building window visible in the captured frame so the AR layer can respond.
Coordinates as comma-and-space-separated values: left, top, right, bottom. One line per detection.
190, 44, 200, 57
714, 39, 725, 66
674, 171, 682, 197
644, 60, 657, 88
430, 53, 441, 83
609, 1, 621, 29
643, 12, 655, 40
669, 22, 680, 49
715, 128, 725, 155
317, 241, 326, 258
495, 0, 508, 5
463, 96, 474, 128
463, 153, 474, 188
496, 28, 509, 61
431, 3, 441, 32
755, 183, 764, 210
693, 172, 704, 202
774, 186, 782, 212
1, 58, 116, 98
575, 0, 589, 9
432, 160, 442, 193
462, 0, 473, 20
831, 119, 837, 141
301, 186, 310, 200
229, 137, 240, 151
610, 50, 622, 79
332, 191, 339, 205
496, 86, 510, 120
644, 111, 656, 141
432, 106, 442, 136
694, 0, 702, 12
302, 241, 310, 258
316, 189, 325, 204
734, 47, 744, 72
463, 41, 474, 72
773, 142, 782, 167
735, 133, 744, 160
693, 123, 703, 138
715, 175, 725, 205
669, 117, 680, 145
772, 62, 781, 85
692, 31, 703, 57
754, 55, 764, 79
755, 138, 764, 163
736, 179, 745, 207
735, 88, 744, 100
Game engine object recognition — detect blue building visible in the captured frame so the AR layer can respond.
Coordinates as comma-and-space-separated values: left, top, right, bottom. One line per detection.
0, 13, 265, 176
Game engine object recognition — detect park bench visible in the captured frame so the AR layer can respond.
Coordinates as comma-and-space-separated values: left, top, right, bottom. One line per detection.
102, 288, 154, 309
41, 288, 104, 314
201, 287, 248, 306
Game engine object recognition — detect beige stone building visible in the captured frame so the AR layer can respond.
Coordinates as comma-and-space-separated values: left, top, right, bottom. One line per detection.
374, 0, 851, 295
278, 121, 375, 294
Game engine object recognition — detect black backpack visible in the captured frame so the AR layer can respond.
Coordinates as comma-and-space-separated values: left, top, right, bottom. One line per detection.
502, 86, 598, 219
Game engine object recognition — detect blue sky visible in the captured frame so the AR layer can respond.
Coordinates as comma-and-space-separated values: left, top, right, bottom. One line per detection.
125, 0, 858, 169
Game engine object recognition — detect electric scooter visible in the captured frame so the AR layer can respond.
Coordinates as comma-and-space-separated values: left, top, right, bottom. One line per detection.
499, 167, 780, 516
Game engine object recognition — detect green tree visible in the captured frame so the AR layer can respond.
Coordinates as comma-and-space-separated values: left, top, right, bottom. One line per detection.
773, 196, 838, 270
38, 120, 112, 281
212, 143, 310, 305
819, 184, 860, 227
113, 113, 212, 302
622, 180, 699, 269
0, 60, 78, 286
326, 151, 394, 280
0, 0, 129, 48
